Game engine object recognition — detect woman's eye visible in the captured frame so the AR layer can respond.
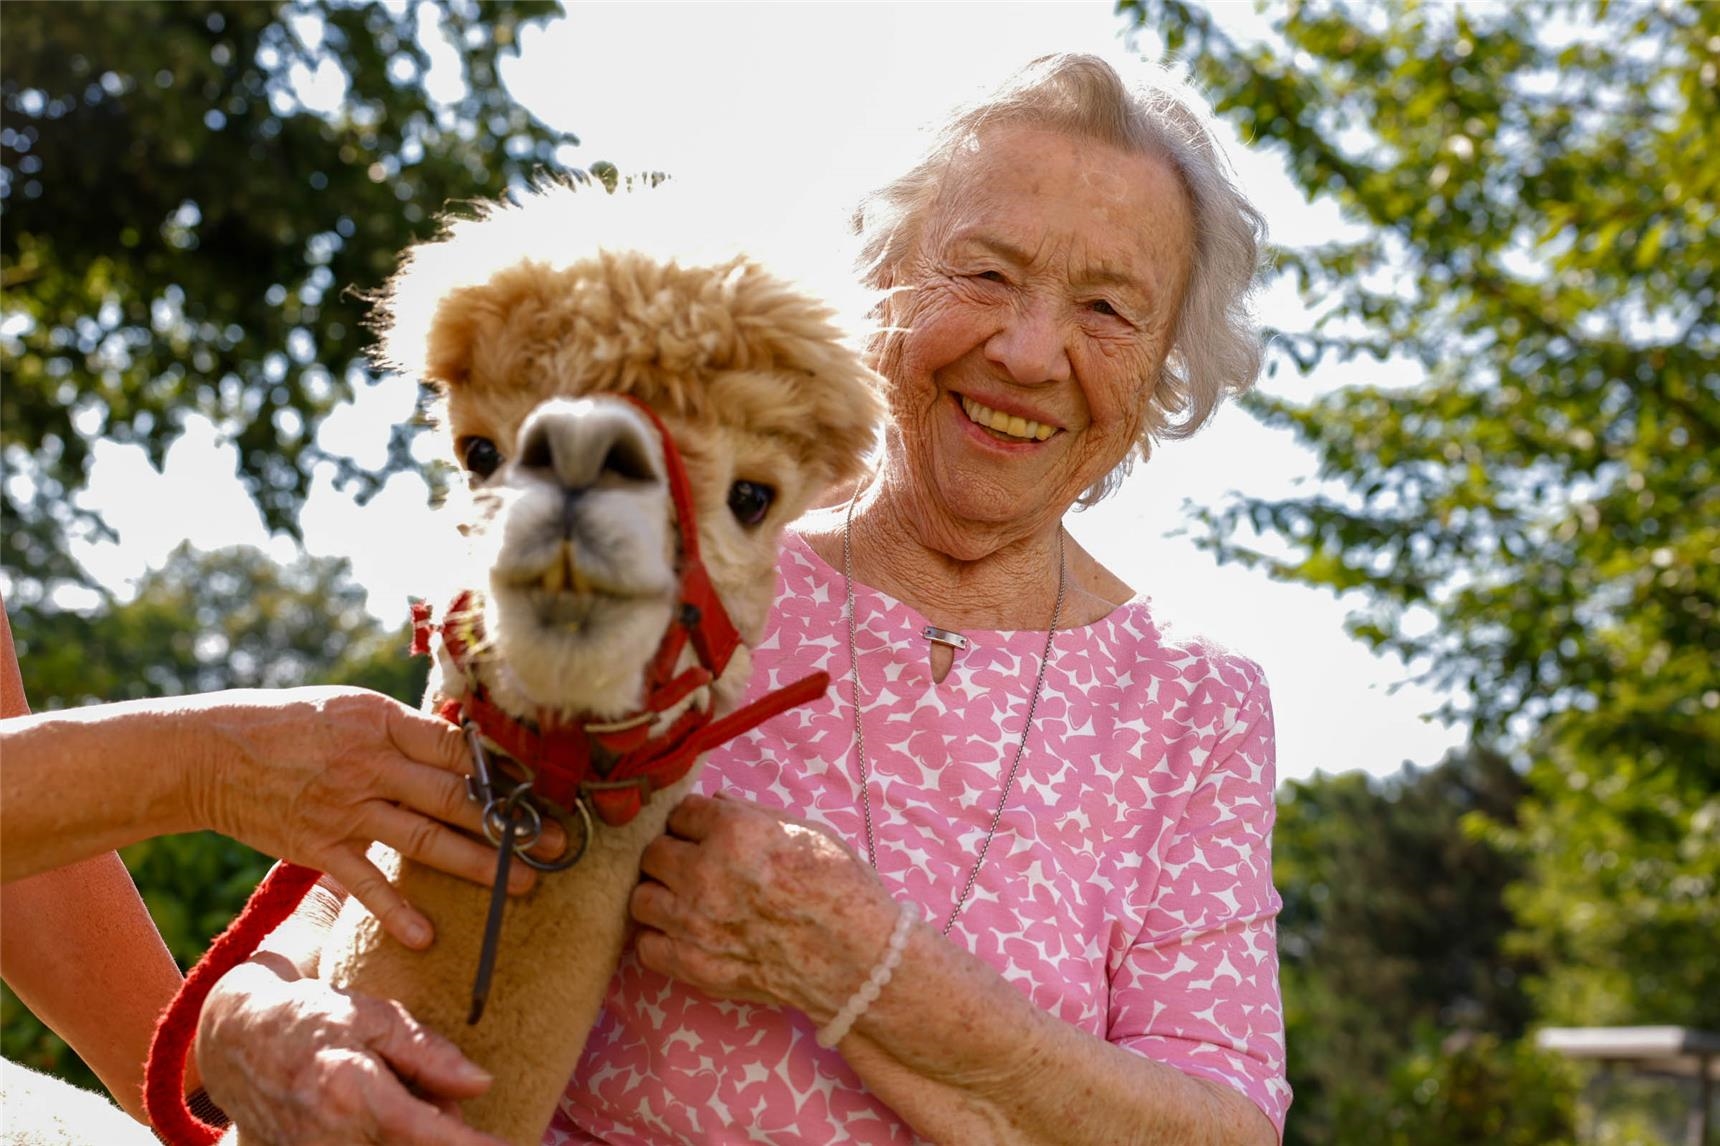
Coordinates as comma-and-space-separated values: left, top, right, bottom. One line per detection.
726, 480, 776, 526
974, 270, 1008, 283
1088, 298, 1123, 318
461, 437, 502, 479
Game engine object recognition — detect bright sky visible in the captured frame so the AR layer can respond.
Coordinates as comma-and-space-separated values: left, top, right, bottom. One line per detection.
71, 2, 1466, 783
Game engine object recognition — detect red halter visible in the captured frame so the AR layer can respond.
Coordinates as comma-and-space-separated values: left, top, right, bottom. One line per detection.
144, 395, 829, 1145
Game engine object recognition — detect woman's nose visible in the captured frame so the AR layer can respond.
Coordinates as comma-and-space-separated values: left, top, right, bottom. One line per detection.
983, 298, 1071, 387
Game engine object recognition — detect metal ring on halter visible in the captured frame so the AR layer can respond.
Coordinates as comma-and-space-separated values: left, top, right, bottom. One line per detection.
921, 625, 969, 651
482, 786, 544, 853
516, 795, 593, 873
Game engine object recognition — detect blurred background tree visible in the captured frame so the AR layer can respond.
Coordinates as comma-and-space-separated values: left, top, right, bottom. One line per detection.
1118, 0, 1718, 1139
1, 0, 570, 606
1275, 748, 1541, 1142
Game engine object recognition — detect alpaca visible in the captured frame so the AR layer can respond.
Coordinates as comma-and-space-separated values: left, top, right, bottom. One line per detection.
130, 185, 882, 1145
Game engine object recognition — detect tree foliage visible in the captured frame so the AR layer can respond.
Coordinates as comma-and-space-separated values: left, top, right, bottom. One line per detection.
0, 0, 570, 599
1119, 0, 1718, 1035
1274, 749, 1537, 1145
1358, 1031, 1578, 1146
14, 541, 424, 707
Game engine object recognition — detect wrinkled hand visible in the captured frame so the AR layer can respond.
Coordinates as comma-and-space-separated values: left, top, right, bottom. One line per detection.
629, 793, 899, 1022
188, 687, 558, 949
198, 958, 506, 1146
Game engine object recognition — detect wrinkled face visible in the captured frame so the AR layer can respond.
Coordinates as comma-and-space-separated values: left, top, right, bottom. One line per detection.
442, 379, 834, 719
883, 124, 1195, 534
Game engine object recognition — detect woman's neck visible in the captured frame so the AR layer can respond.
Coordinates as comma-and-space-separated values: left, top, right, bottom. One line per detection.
801, 463, 1138, 630
847, 481, 1066, 633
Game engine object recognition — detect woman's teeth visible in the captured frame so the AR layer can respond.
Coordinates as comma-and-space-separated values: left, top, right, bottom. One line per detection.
960, 396, 1055, 441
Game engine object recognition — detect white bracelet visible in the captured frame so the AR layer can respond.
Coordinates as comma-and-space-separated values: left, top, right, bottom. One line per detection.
815, 899, 920, 1049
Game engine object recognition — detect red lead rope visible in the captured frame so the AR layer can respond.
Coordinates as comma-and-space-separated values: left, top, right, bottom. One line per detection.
144, 861, 321, 1146
142, 395, 830, 1143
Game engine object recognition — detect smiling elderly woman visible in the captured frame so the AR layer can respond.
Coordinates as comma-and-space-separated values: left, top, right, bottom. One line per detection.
559, 54, 1288, 1144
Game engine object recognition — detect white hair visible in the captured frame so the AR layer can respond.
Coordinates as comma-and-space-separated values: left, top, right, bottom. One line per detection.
852, 53, 1268, 505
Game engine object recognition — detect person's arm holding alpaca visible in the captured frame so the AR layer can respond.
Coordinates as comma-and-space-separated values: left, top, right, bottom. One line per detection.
827, 681, 1284, 1145
1, 678, 526, 945
190, 876, 509, 1146
630, 676, 1284, 1146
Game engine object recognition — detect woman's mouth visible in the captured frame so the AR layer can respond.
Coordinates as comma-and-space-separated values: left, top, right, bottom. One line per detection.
959, 395, 1057, 442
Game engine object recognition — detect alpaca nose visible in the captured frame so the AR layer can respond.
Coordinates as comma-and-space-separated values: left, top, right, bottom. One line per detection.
514, 398, 664, 496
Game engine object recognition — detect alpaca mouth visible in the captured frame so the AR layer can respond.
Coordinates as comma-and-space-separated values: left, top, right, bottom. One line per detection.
536, 542, 593, 596
497, 541, 670, 631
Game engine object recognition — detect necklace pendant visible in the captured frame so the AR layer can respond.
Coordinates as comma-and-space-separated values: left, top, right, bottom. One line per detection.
921, 625, 969, 651
844, 487, 1066, 936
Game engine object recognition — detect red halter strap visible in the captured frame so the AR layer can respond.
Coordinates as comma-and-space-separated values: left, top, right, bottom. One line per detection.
625, 394, 742, 699
145, 396, 829, 1145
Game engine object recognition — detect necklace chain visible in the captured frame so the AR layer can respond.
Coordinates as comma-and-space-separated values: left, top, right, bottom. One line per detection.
842, 489, 1065, 937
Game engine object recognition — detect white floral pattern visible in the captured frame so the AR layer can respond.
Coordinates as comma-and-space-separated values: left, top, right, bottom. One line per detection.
546, 533, 1289, 1143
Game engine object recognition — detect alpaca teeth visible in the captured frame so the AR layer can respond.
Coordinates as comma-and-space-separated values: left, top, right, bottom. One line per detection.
542, 556, 566, 594
540, 543, 589, 595
960, 396, 1055, 442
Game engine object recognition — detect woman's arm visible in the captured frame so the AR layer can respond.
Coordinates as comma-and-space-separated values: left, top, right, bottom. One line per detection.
632, 794, 1277, 1145
0, 600, 535, 1121
817, 902, 1275, 1146
0, 855, 189, 1122
0, 603, 188, 1121
0, 687, 551, 946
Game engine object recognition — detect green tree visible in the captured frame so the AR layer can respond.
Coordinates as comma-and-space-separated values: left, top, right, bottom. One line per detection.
0, 0, 571, 602
1275, 749, 1535, 1145
1, 544, 428, 1091
14, 541, 424, 707
1352, 1031, 1579, 1146
1120, 0, 1718, 1030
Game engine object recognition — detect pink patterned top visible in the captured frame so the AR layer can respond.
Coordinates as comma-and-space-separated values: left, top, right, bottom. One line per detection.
546, 533, 1289, 1143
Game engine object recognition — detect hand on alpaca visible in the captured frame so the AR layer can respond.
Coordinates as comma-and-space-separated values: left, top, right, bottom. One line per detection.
197, 953, 507, 1146
0, 684, 562, 949
629, 793, 902, 1023
182, 686, 562, 949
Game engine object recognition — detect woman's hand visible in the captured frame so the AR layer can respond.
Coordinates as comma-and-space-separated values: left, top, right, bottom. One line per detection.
197, 956, 507, 1146
185, 687, 556, 948
628, 793, 900, 1022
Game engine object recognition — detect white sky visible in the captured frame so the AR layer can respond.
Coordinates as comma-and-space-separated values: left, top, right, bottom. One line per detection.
70, 2, 1465, 782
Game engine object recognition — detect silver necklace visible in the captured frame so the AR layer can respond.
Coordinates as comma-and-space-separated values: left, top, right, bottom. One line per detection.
842, 489, 1066, 936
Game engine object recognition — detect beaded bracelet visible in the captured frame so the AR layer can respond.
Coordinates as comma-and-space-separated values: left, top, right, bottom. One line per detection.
815, 899, 920, 1049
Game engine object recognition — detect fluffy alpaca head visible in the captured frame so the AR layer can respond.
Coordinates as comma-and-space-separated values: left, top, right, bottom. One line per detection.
375, 183, 883, 718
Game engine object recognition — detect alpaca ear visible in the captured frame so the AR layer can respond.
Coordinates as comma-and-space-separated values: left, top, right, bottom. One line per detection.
422, 290, 481, 389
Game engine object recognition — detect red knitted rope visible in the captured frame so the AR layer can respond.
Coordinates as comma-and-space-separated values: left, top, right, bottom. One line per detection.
144, 861, 322, 1144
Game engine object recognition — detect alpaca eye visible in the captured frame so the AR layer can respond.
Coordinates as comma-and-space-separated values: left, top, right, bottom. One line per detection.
461, 437, 502, 479
727, 480, 775, 526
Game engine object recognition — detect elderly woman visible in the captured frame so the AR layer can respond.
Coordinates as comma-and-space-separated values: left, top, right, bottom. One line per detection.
558, 54, 1285, 1144
199, 53, 1286, 1145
